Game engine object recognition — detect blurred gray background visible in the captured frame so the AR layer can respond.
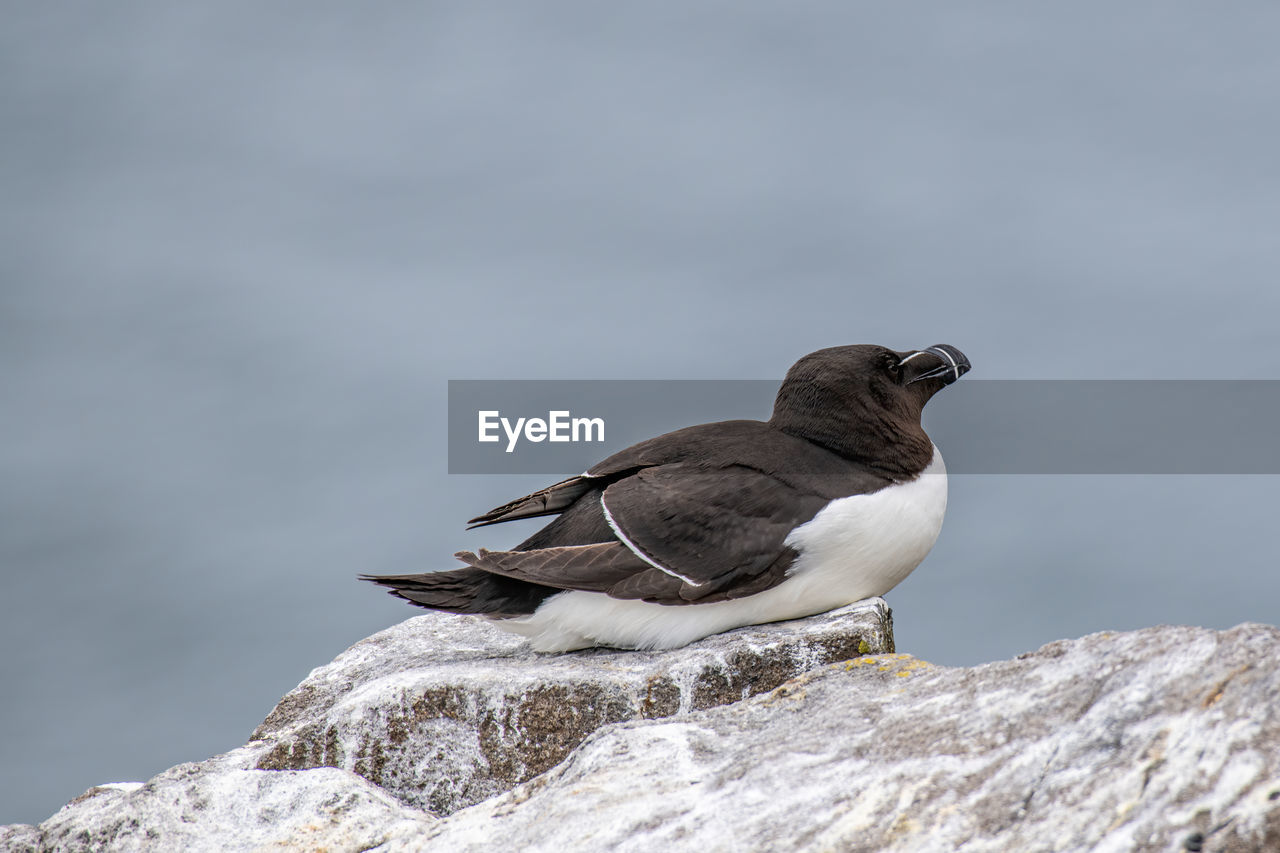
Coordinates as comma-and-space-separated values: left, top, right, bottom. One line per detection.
3, 1, 1279, 826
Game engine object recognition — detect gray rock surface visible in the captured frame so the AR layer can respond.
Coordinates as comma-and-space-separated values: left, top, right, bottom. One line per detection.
2, 600, 893, 851
5, 607, 1279, 852
426, 623, 1280, 853
250, 598, 894, 814
27, 749, 434, 853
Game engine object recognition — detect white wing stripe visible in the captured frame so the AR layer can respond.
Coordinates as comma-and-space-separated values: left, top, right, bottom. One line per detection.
599, 495, 705, 587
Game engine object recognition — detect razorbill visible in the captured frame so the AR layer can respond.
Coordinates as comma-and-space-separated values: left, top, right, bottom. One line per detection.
363, 344, 970, 652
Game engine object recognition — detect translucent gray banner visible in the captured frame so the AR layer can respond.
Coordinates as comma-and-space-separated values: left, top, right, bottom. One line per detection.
448, 380, 1280, 475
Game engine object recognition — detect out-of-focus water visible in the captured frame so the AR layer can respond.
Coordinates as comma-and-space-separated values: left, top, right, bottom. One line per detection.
3, 2, 1280, 826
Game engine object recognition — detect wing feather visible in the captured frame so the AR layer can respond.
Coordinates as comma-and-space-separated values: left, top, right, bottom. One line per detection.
599, 464, 828, 596
456, 428, 890, 606
454, 542, 648, 591
466, 475, 599, 528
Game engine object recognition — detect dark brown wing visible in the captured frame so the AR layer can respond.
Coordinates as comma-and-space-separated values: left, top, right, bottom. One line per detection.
453, 463, 824, 605
451, 537, 800, 605
466, 420, 776, 530
603, 547, 800, 603
597, 463, 831, 602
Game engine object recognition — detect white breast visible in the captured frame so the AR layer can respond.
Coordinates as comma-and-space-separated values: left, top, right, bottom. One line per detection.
780, 444, 948, 602
495, 446, 949, 652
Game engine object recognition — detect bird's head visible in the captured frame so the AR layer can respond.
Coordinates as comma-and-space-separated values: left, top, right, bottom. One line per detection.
770, 344, 970, 474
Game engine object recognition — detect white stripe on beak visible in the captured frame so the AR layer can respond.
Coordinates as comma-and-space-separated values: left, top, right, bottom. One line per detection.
928, 346, 960, 382
898, 351, 931, 367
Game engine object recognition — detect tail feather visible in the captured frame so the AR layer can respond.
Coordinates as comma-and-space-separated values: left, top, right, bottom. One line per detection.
360, 568, 556, 618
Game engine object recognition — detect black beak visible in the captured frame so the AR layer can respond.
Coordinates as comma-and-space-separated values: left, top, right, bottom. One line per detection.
903, 344, 971, 386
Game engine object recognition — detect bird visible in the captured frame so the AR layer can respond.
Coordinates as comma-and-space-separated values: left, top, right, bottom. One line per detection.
363, 344, 970, 652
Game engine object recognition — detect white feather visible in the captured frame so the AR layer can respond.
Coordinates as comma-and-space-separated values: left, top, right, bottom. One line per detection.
494, 446, 948, 652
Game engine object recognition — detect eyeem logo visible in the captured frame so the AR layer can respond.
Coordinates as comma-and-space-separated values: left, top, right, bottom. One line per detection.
478, 410, 605, 453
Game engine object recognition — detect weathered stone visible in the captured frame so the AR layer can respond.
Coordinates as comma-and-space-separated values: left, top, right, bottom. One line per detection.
420, 623, 1280, 852
0, 823, 41, 853
7, 609, 1280, 852
24, 748, 433, 853
250, 598, 894, 815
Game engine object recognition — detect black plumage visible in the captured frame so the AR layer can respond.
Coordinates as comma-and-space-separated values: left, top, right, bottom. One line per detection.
362, 344, 969, 615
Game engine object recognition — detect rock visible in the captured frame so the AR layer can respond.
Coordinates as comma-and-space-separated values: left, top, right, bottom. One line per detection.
28, 748, 434, 853
0, 824, 42, 852
0, 599, 893, 851
6, 609, 1280, 852
250, 598, 894, 815
420, 622, 1280, 852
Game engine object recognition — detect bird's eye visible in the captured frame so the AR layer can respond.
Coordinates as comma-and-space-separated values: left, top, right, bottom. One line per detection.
884, 356, 900, 377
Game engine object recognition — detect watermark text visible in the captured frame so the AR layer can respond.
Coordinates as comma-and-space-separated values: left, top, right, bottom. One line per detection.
478, 410, 605, 453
